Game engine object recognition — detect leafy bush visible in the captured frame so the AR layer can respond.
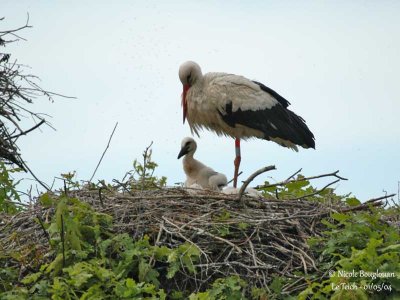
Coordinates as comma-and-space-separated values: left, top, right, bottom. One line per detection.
0, 162, 22, 214
299, 207, 400, 300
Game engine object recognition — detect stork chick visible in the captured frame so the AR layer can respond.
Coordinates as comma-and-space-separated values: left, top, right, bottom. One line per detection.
177, 137, 227, 191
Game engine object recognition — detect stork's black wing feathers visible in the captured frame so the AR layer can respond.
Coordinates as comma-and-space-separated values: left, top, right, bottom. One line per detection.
252, 81, 290, 108
218, 101, 315, 149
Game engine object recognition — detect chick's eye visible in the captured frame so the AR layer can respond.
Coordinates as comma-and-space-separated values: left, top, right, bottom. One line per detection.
185, 142, 190, 147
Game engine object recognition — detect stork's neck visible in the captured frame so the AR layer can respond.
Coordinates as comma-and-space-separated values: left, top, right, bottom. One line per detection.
183, 152, 195, 161
189, 75, 205, 91
182, 153, 201, 178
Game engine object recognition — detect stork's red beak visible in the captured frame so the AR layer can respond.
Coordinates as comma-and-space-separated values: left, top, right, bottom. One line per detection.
181, 84, 190, 124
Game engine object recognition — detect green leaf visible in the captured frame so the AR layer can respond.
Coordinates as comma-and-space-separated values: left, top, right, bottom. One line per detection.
331, 213, 351, 223
346, 197, 361, 207
39, 193, 54, 207
269, 276, 283, 294
21, 272, 42, 284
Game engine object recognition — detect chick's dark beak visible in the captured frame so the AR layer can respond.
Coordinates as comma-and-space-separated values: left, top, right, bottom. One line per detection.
177, 145, 189, 159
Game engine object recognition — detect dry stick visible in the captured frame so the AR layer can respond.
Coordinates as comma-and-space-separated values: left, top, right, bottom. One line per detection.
98, 188, 104, 207
164, 216, 243, 254
188, 223, 243, 254
36, 214, 51, 247
255, 170, 347, 189
282, 277, 305, 293
3, 199, 29, 207
116, 194, 236, 201
237, 165, 276, 201
179, 207, 225, 230
365, 193, 396, 204
63, 179, 68, 196
278, 228, 317, 271
89, 122, 118, 182
8, 118, 46, 139
21, 160, 50, 191
227, 171, 243, 185
285, 168, 302, 182
162, 216, 210, 260
312, 198, 387, 219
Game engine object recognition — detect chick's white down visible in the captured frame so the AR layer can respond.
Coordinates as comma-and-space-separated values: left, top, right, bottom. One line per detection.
178, 137, 227, 191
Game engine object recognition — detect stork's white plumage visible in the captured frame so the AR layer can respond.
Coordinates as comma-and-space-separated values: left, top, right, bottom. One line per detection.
177, 137, 227, 191
178, 61, 315, 187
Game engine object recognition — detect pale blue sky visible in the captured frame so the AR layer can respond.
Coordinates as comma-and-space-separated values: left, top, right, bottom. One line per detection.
3, 1, 400, 200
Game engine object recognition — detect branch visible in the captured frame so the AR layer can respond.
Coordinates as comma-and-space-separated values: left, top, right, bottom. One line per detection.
365, 193, 396, 204
8, 118, 46, 139
36, 214, 51, 247
237, 165, 276, 201
89, 122, 118, 182
285, 168, 302, 182
227, 171, 243, 185
21, 160, 50, 191
255, 170, 348, 189
0, 14, 32, 40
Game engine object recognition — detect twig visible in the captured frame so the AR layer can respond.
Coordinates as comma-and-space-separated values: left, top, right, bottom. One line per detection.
237, 165, 276, 201
98, 188, 104, 207
36, 214, 51, 247
255, 170, 347, 189
227, 171, 243, 185
89, 122, 118, 182
161, 216, 209, 259
8, 119, 46, 139
2, 199, 29, 207
285, 168, 302, 182
186, 223, 243, 254
63, 179, 68, 196
21, 161, 50, 191
365, 193, 396, 204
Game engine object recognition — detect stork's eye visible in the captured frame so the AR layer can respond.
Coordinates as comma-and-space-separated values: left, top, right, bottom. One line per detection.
185, 141, 191, 147
187, 73, 192, 84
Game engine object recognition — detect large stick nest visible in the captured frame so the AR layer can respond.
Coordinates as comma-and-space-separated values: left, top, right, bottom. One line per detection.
0, 185, 386, 294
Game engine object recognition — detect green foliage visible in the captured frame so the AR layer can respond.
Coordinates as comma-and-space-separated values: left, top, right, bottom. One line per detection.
260, 175, 345, 204
0, 162, 22, 213
189, 275, 247, 300
299, 207, 400, 299
60, 171, 80, 191
128, 143, 167, 190
0, 195, 205, 299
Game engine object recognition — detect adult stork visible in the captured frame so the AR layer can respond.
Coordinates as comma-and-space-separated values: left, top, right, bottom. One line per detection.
178, 61, 315, 188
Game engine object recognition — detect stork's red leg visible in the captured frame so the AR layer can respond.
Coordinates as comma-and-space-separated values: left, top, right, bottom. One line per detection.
233, 138, 241, 188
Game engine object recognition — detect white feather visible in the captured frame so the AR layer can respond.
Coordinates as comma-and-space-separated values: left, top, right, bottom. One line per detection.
222, 187, 263, 198
179, 137, 227, 191
182, 64, 278, 140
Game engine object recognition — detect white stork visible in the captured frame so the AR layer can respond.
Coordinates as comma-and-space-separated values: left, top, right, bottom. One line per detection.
178, 61, 315, 188
177, 137, 228, 191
